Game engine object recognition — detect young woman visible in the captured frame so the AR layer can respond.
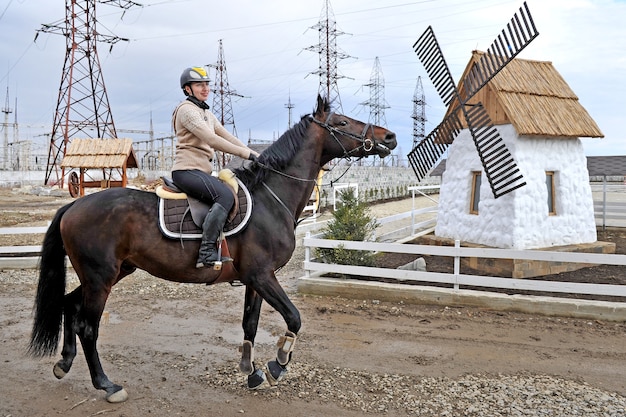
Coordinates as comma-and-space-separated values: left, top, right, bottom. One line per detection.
171, 66, 259, 268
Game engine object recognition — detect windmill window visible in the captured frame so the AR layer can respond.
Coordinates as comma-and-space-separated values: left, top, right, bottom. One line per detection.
546, 171, 556, 215
470, 171, 481, 215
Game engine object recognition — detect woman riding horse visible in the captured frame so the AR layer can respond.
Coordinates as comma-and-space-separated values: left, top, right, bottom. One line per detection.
29, 95, 397, 402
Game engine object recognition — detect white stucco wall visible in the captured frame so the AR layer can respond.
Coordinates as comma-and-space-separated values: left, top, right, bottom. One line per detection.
435, 124, 597, 249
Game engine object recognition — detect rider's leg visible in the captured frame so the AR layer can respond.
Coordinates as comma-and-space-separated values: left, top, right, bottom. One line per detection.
196, 202, 233, 267
171, 169, 234, 267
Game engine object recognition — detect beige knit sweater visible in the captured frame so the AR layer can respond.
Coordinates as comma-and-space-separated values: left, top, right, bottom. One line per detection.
171, 100, 252, 173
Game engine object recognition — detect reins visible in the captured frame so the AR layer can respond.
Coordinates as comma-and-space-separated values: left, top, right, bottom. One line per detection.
254, 113, 371, 184
261, 183, 300, 228
253, 112, 375, 227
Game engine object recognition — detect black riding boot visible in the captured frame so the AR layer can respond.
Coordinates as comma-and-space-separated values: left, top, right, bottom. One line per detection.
196, 203, 233, 268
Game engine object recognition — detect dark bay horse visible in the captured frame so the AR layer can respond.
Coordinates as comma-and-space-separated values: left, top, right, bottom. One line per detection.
29, 95, 397, 402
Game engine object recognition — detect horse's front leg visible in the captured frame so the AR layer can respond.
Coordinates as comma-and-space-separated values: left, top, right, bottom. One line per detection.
266, 329, 297, 386
239, 285, 270, 389
251, 273, 301, 387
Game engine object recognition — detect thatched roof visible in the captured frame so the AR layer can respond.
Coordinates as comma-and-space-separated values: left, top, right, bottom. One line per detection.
61, 138, 138, 169
448, 51, 604, 139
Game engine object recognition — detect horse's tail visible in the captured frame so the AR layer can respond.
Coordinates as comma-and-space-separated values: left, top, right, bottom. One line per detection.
28, 202, 75, 357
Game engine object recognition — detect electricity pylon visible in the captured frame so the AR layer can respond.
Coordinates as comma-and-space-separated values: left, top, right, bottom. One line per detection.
208, 39, 244, 168
412, 76, 427, 147
37, 0, 139, 187
305, 0, 352, 111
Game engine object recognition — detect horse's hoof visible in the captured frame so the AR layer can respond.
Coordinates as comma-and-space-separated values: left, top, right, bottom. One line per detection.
266, 360, 288, 386
53, 363, 67, 379
247, 368, 270, 390
106, 388, 129, 403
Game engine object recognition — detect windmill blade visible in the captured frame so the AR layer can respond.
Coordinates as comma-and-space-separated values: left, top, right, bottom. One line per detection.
413, 26, 458, 107
463, 103, 526, 198
410, 2, 536, 197
408, 113, 463, 182
463, 1, 538, 100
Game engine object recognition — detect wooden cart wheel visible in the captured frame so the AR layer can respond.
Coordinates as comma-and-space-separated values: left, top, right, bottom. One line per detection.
69, 171, 80, 198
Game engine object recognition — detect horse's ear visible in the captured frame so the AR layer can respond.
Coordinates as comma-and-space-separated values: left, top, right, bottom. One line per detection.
315, 94, 324, 118
315, 94, 330, 118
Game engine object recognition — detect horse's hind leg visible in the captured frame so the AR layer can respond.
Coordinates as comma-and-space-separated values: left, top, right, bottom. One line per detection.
53, 286, 82, 379
239, 286, 269, 389
74, 266, 128, 403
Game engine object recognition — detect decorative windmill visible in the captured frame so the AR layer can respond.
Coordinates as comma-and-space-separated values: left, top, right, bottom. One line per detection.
408, 2, 538, 198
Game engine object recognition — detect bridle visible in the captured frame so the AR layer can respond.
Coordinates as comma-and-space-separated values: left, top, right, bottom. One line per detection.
256, 111, 378, 182
255, 111, 379, 228
310, 112, 375, 157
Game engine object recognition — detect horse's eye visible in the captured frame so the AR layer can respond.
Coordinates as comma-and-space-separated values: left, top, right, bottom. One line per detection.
338, 120, 348, 126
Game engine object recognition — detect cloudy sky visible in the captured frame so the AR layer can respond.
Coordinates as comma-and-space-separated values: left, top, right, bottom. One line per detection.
1, 0, 625, 162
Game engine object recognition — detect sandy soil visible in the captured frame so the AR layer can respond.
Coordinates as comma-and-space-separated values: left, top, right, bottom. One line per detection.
1, 188, 625, 417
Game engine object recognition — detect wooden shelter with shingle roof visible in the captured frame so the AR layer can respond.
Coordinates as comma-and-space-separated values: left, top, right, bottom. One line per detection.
61, 138, 138, 197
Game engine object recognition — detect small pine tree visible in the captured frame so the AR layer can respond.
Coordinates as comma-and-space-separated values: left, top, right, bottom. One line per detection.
316, 188, 378, 267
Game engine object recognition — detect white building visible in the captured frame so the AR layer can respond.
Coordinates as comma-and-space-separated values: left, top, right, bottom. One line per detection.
435, 52, 604, 250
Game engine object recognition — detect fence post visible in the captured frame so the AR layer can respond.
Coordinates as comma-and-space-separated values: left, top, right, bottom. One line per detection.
454, 239, 460, 291
411, 188, 416, 234
602, 176, 607, 231
304, 231, 311, 279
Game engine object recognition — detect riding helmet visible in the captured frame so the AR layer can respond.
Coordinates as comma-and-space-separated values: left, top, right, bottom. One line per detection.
180, 67, 210, 91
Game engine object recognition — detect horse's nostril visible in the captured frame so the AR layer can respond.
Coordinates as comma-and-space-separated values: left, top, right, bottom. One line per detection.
385, 132, 396, 142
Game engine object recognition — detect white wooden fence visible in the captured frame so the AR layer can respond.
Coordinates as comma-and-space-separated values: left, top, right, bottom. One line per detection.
0, 225, 47, 269
302, 181, 626, 303
595, 201, 626, 229
302, 236, 626, 299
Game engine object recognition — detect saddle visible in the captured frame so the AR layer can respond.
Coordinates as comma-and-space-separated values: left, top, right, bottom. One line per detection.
155, 169, 253, 240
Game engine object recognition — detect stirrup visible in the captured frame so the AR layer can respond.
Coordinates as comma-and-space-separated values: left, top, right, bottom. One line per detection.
195, 256, 233, 270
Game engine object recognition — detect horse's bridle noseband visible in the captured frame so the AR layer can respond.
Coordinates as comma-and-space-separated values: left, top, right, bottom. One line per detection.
311, 112, 375, 156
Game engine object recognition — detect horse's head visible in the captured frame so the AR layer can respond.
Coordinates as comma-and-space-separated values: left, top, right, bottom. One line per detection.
232, 95, 398, 190
312, 95, 397, 161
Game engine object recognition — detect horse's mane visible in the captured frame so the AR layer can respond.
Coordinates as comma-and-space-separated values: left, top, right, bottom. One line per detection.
233, 97, 333, 190
233, 115, 312, 190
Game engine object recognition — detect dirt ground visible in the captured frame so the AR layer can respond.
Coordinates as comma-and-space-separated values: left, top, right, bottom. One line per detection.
1, 188, 625, 416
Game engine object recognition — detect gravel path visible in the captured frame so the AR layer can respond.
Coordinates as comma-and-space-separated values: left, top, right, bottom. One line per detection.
2, 266, 625, 416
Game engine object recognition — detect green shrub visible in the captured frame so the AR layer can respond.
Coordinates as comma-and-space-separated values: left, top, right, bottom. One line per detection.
315, 188, 378, 267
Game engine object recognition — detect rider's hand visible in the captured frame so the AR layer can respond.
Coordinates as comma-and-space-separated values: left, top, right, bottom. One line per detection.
248, 153, 258, 162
